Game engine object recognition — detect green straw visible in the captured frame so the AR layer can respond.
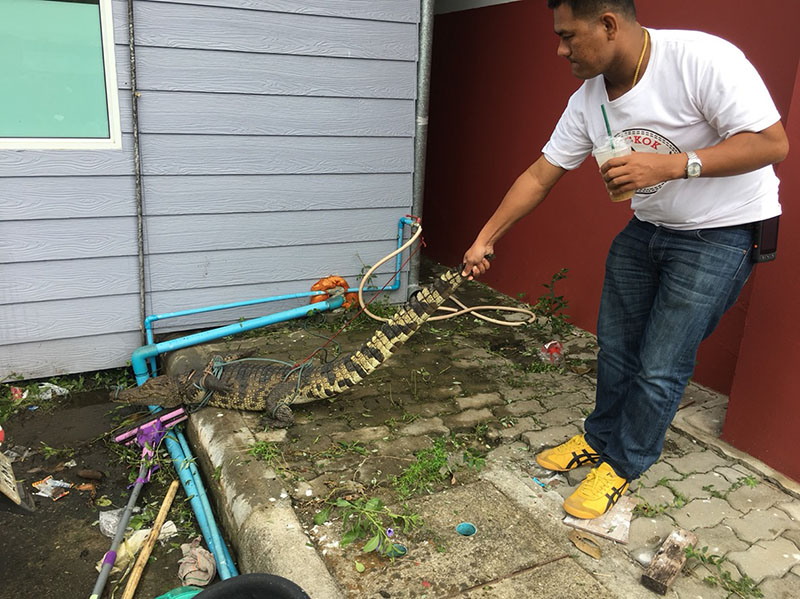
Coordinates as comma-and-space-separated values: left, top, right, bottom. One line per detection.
601, 104, 615, 149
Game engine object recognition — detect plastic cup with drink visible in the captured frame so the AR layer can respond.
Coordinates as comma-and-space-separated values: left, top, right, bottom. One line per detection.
592, 135, 635, 202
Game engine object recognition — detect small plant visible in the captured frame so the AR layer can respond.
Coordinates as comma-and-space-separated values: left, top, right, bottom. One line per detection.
314, 496, 421, 558
534, 268, 573, 337
655, 478, 688, 508
392, 436, 485, 499
39, 442, 75, 461
703, 475, 759, 500
392, 437, 451, 499
248, 441, 292, 478
685, 545, 763, 598
314, 440, 368, 460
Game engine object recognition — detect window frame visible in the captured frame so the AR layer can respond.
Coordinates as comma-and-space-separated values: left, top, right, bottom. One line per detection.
0, 0, 122, 150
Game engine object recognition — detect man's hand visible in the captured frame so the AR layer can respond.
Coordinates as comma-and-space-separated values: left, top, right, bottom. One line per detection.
462, 242, 494, 279
600, 152, 685, 197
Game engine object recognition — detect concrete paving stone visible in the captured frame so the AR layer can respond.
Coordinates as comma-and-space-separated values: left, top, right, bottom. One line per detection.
726, 536, 800, 582
253, 428, 289, 444
684, 402, 726, 437
372, 434, 434, 456
398, 416, 450, 437
665, 449, 730, 475
441, 407, 494, 432
496, 386, 546, 404
353, 455, 411, 486
521, 424, 582, 452
453, 355, 508, 369
670, 570, 730, 599
671, 497, 741, 530
317, 481, 571, 598
638, 460, 682, 486
627, 515, 677, 566
449, 346, 495, 361
539, 390, 595, 410
661, 429, 699, 457
726, 479, 786, 513
485, 442, 534, 469
715, 465, 754, 484
536, 405, 588, 427
722, 507, 795, 543
691, 523, 750, 555
784, 528, 800, 552
455, 392, 504, 411
669, 470, 730, 502
756, 571, 800, 599
403, 400, 455, 419
461, 556, 613, 598
330, 425, 391, 444
633, 485, 675, 509
493, 399, 546, 418
486, 416, 541, 443
300, 473, 343, 500
776, 500, 800, 523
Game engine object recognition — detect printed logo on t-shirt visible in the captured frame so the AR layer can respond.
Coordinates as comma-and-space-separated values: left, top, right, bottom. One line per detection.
620, 128, 680, 195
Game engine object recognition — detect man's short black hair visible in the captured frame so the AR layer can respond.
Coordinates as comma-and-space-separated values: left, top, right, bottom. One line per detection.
547, 0, 637, 20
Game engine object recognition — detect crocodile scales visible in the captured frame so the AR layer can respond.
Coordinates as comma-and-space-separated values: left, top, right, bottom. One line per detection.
116, 266, 468, 427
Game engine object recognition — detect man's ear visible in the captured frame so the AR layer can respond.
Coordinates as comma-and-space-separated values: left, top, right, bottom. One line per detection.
600, 13, 619, 40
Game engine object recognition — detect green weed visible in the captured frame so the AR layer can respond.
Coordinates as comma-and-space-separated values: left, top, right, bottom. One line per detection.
685, 545, 763, 598
315, 495, 421, 558
38, 442, 75, 461
392, 436, 484, 499
703, 475, 759, 500
533, 268, 573, 337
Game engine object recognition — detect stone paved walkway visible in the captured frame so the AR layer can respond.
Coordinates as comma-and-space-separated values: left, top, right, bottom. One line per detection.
180, 262, 800, 598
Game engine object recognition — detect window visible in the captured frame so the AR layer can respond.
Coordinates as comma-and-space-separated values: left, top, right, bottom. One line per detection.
0, 0, 121, 149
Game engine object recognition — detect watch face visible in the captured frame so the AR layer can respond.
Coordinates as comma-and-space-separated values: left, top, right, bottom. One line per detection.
687, 162, 702, 177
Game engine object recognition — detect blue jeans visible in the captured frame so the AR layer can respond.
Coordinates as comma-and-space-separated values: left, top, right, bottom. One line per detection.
584, 217, 754, 480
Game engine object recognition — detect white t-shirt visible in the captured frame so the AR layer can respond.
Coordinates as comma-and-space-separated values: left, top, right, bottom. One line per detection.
542, 28, 782, 229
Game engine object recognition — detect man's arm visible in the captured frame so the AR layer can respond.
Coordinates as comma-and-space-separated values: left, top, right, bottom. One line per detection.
601, 121, 789, 196
462, 156, 567, 278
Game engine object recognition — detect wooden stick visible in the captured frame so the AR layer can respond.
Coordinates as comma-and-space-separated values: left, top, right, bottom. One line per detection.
121, 479, 181, 599
641, 528, 698, 595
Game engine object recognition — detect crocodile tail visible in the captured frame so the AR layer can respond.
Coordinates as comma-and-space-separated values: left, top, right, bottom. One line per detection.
298, 267, 467, 400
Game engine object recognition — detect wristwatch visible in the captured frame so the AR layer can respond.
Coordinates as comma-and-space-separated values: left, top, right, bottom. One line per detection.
685, 151, 702, 178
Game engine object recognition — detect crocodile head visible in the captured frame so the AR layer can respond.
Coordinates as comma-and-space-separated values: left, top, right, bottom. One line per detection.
113, 375, 184, 407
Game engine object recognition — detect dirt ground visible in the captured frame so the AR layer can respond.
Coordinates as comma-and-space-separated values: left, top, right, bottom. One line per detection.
0, 391, 201, 599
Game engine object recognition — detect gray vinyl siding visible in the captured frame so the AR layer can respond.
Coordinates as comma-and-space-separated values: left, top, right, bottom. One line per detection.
0, 0, 420, 379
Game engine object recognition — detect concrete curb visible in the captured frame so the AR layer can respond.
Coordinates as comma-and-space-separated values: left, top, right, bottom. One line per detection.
187, 409, 345, 598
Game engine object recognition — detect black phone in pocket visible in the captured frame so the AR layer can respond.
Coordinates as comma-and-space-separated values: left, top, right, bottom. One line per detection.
752, 215, 780, 262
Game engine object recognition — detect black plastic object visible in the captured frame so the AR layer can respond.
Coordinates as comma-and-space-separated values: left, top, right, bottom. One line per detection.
194, 574, 310, 599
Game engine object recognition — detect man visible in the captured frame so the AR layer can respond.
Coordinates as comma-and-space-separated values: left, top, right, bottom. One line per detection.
461, 0, 788, 520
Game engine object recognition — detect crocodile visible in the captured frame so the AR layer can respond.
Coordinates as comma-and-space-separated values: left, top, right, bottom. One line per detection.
115, 265, 469, 427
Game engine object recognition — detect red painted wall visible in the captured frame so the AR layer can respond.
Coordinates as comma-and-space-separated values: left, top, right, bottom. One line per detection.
423, 0, 800, 395
721, 60, 800, 482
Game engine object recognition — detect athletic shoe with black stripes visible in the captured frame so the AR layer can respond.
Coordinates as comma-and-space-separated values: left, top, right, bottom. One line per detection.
563, 461, 630, 519
535, 434, 600, 471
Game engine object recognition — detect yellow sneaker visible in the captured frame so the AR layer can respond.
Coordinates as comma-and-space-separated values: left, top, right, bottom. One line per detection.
535, 434, 600, 471
563, 462, 629, 519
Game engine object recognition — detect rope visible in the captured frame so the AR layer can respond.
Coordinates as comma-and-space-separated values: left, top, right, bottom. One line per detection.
357, 221, 537, 326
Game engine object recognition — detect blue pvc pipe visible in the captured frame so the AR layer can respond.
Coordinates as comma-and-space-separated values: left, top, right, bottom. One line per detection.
134, 296, 344, 384
144, 216, 415, 375
160, 427, 237, 579
132, 295, 345, 580
132, 215, 415, 576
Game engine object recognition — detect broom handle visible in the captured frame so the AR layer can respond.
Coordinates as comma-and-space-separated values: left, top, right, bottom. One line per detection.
121, 479, 181, 599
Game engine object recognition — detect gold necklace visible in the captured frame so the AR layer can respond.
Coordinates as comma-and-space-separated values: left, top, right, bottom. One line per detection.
632, 28, 649, 87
